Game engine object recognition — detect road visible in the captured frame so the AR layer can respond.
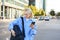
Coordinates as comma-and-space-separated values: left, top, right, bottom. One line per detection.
35, 19, 60, 40
0, 19, 60, 40
0, 21, 10, 40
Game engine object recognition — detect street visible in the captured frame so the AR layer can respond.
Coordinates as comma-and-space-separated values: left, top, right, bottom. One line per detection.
35, 19, 60, 40
0, 19, 60, 40
0, 21, 10, 40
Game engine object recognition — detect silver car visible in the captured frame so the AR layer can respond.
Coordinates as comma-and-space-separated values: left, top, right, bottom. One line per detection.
39, 16, 44, 20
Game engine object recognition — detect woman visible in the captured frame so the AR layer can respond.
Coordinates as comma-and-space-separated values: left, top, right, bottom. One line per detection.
9, 8, 37, 40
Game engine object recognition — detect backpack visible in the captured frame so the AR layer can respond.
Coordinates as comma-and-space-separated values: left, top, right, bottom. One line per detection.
10, 17, 25, 40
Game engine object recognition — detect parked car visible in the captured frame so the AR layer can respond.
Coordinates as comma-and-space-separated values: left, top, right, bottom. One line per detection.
44, 16, 50, 21
32, 17, 38, 21
39, 16, 44, 20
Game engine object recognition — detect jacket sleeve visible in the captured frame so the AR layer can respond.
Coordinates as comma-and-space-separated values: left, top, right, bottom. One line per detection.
8, 18, 20, 31
29, 24, 37, 35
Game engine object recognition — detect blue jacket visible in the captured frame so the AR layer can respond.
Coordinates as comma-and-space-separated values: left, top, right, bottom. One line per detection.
9, 17, 37, 40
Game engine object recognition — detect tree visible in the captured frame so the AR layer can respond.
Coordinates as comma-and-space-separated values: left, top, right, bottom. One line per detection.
34, 12, 41, 16
29, 5, 38, 15
56, 12, 60, 19
39, 9, 46, 16
50, 10, 55, 16
56, 12, 60, 16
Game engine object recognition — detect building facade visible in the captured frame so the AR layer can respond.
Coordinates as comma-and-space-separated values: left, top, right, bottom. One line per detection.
0, 0, 1, 18
29, 0, 35, 6
0, 0, 28, 19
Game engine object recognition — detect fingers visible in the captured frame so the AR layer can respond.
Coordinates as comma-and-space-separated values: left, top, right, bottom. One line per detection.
30, 24, 34, 29
11, 30, 16, 37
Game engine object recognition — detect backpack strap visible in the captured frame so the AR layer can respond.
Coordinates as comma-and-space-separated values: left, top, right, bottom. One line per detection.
21, 17, 25, 38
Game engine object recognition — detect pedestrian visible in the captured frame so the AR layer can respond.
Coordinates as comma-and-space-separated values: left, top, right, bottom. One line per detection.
8, 8, 37, 40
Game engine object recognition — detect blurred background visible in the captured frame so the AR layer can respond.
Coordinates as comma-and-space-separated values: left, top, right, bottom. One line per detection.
0, 0, 60, 40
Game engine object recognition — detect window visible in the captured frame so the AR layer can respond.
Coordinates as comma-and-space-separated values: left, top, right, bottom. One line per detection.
19, 0, 27, 4
1, 6, 3, 11
5, 0, 9, 2
14, 1, 24, 7
1, 12, 3, 16
1, 0, 4, 2
5, 0, 14, 4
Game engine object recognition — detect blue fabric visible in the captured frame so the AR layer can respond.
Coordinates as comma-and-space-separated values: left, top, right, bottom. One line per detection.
8, 17, 37, 40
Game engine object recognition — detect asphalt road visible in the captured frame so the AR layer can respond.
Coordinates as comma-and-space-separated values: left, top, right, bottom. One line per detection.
0, 19, 60, 40
0, 21, 10, 40
35, 19, 60, 40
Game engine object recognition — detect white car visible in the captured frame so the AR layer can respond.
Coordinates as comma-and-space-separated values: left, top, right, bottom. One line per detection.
44, 16, 50, 21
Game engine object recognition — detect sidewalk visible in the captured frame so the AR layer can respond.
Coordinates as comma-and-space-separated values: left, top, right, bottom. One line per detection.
0, 19, 15, 22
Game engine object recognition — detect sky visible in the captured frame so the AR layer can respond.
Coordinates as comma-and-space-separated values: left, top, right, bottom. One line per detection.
46, 0, 60, 14
36, 0, 60, 15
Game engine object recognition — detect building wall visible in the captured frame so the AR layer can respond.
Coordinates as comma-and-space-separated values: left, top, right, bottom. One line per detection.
35, 0, 43, 10
0, 0, 28, 19
0, 0, 1, 17
29, 0, 35, 6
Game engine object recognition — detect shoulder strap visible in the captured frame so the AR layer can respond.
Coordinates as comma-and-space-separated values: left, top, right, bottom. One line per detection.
21, 17, 25, 37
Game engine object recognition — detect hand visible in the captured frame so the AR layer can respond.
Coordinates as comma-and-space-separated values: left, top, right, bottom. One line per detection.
30, 24, 34, 29
11, 30, 16, 37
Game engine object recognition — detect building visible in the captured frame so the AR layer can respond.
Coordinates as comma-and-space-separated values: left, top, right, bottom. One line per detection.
43, 0, 45, 11
29, 0, 45, 10
35, 0, 43, 10
0, 0, 1, 18
29, 0, 35, 6
0, 0, 28, 19
35, 0, 46, 11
